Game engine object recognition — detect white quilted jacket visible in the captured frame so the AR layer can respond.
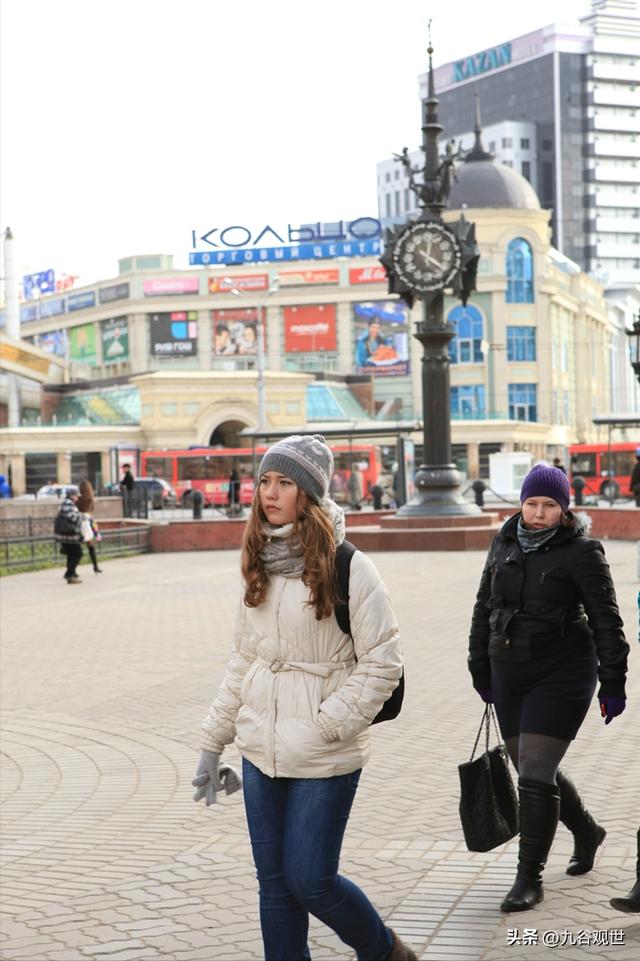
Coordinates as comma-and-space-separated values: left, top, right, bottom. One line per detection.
201, 550, 402, 778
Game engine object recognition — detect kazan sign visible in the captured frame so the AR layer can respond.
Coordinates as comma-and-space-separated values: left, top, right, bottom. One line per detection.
188, 217, 382, 266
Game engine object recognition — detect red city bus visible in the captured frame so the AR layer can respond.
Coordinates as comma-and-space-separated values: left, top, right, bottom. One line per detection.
568, 442, 639, 500
141, 444, 382, 507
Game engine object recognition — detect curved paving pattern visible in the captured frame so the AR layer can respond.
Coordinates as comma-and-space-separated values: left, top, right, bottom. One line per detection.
1, 548, 638, 960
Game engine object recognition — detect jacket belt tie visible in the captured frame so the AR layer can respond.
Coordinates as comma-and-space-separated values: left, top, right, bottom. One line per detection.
258, 655, 355, 678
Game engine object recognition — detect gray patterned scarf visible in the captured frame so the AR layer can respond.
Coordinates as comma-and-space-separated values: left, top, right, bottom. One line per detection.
516, 517, 561, 554
260, 498, 346, 578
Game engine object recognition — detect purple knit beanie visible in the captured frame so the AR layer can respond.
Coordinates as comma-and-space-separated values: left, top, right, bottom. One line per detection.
520, 464, 570, 512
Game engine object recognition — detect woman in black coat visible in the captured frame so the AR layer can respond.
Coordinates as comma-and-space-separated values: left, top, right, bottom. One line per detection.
468, 464, 629, 913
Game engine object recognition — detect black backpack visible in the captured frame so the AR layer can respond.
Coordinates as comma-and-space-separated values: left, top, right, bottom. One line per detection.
54, 509, 78, 537
334, 540, 405, 725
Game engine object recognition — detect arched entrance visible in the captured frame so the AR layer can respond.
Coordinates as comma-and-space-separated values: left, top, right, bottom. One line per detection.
208, 419, 251, 448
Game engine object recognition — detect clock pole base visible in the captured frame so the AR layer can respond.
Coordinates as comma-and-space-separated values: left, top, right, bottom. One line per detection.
396, 464, 482, 517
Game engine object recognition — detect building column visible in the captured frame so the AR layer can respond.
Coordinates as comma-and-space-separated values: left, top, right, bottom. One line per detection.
198, 310, 212, 370
265, 304, 281, 370
56, 451, 72, 484
336, 301, 353, 375
467, 442, 480, 479
8, 455, 26, 496
100, 450, 112, 487
129, 313, 148, 373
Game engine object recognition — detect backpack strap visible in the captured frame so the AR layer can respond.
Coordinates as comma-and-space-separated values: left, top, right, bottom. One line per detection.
334, 540, 356, 635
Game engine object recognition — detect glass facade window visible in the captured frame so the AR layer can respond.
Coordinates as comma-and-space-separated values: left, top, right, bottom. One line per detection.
520, 138, 530, 149
450, 385, 486, 419
502, 137, 512, 148
447, 304, 483, 364
506, 238, 534, 303
508, 383, 537, 421
506, 326, 536, 361
521, 160, 531, 181
385, 194, 391, 217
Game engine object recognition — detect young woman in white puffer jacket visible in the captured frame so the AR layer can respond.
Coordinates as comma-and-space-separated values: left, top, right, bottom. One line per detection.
193, 434, 415, 961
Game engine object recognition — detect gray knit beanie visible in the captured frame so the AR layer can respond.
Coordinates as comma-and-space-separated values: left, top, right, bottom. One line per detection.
258, 434, 334, 504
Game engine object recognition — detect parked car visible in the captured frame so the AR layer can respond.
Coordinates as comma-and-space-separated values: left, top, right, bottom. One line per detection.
36, 484, 80, 500
133, 477, 177, 509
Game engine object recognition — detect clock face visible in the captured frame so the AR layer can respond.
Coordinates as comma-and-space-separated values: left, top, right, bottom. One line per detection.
392, 221, 461, 293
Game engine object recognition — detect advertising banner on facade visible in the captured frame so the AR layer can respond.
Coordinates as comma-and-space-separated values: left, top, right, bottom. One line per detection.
33, 329, 68, 358
284, 305, 336, 353
143, 277, 200, 296
68, 290, 96, 311
354, 301, 410, 377
38, 297, 67, 318
101, 317, 129, 363
149, 311, 198, 355
278, 268, 339, 287
69, 323, 98, 364
212, 307, 264, 356
349, 265, 387, 285
99, 282, 130, 304
208, 274, 269, 293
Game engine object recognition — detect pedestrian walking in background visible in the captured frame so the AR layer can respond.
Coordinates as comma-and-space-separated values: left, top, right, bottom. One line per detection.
348, 463, 363, 510
193, 434, 414, 961
120, 462, 135, 516
629, 448, 640, 507
552, 457, 566, 475
54, 489, 83, 584
468, 463, 629, 913
120, 463, 134, 493
77, 479, 102, 574
227, 466, 240, 516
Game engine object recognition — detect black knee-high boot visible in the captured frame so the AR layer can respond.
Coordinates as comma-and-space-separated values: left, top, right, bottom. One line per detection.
556, 769, 606, 875
501, 778, 561, 913
610, 829, 640, 914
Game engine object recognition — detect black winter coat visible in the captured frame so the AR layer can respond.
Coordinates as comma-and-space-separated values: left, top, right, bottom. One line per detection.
468, 512, 628, 700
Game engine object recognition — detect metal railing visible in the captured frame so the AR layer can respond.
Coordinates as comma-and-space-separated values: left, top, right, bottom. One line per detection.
0, 524, 151, 573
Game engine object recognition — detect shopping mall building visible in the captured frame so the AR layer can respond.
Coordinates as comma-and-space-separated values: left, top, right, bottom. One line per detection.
1, 143, 637, 495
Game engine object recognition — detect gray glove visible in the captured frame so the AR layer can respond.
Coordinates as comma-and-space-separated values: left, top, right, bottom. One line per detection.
192, 750, 242, 805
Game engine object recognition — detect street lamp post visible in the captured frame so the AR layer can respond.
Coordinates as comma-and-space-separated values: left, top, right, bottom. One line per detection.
224, 278, 279, 431
626, 312, 640, 386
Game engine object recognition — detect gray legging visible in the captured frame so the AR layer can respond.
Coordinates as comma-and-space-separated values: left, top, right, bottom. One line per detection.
505, 733, 570, 784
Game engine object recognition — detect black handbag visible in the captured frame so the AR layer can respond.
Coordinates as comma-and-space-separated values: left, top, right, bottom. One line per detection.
458, 704, 519, 852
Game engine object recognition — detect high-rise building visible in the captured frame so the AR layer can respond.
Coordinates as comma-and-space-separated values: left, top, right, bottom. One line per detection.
377, 0, 640, 290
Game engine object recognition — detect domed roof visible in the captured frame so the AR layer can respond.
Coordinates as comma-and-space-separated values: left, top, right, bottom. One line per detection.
448, 105, 541, 211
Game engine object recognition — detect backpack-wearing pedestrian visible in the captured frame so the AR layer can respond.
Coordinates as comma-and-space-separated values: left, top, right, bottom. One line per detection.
468, 464, 629, 913
54, 490, 83, 583
193, 434, 415, 961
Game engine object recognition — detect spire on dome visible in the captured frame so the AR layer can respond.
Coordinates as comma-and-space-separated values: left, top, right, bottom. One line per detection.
465, 94, 493, 163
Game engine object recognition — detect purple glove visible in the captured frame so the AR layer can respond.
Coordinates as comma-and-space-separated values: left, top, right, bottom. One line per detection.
599, 697, 626, 725
475, 687, 493, 704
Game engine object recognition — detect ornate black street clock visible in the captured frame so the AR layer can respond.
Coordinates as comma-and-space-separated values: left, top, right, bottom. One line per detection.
379, 29, 482, 516
392, 221, 462, 295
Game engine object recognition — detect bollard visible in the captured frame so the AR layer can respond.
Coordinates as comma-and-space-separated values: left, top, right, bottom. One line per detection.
192, 489, 204, 520
471, 479, 486, 508
572, 475, 585, 507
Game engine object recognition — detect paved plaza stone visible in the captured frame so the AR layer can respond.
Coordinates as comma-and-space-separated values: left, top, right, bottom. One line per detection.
1, 542, 638, 961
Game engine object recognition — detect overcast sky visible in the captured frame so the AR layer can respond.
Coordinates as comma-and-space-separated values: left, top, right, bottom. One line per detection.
1, 0, 592, 287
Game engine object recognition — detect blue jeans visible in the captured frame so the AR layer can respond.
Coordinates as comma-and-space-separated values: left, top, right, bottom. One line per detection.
242, 759, 393, 961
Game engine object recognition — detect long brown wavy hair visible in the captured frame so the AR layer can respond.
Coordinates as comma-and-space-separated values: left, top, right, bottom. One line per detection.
77, 479, 95, 513
241, 489, 338, 620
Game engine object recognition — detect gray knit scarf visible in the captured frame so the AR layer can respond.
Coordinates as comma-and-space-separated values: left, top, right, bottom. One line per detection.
516, 517, 561, 554
260, 498, 346, 577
